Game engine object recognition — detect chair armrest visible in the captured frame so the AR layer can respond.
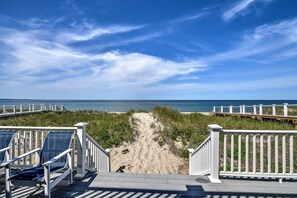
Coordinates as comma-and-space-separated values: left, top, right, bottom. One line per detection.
2, 148, 41, 167
0, 147, 11, 154
43, 148, 73, 166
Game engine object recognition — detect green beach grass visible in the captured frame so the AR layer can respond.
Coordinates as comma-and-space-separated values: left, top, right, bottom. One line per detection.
0, 110, 135, 149
152, 106, 296, 157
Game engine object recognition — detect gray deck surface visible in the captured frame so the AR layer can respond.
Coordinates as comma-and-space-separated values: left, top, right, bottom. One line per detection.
1, 172, 297, 197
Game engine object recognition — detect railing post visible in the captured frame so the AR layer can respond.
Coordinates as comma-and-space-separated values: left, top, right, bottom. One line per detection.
240, 105, 243, 114
54, 105, 57, 111
229, 105, 233, 114
272, 104, 276, 116
75, 122, 88, 178
220, 106, 223, 113
3, 105, 6, 114
29, 104, 31, 112
61, 105, 63, 111
20, 104, 23, 113
259, 104, 263, 115
208, 124, 222, 183
283, 103, 288, 117
32, 104, 35, 112
105, 149, 111, 172
253, 105, 257, 114
213, 106, 216, 113
188, 148, 194, 175
13, 105, 16, 114
242, 105, 245, 114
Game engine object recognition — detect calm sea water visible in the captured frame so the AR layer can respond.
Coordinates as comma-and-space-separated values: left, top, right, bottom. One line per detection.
1, 99, 296, 112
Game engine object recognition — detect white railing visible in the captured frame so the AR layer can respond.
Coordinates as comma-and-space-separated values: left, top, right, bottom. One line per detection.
0, 122, 110, 178
0, 104, 66, 116
189, 124, 297, 183
86, 133, 110, 172
188, 135, 211, 175
213, 103, 297, 117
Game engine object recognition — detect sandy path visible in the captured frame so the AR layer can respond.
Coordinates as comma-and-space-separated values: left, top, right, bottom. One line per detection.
110, 112, 187, 174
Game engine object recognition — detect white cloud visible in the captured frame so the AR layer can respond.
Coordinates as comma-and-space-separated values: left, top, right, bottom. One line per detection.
207, 17, 297, 62
0, 25, 205, 90
223, 0, 256, 21
56, 25, 146, 43
172, 12, 207, 23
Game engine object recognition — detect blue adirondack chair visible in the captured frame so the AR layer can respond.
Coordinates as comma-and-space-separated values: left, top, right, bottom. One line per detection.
0, 131, 16, 170
4, 132, 74, 198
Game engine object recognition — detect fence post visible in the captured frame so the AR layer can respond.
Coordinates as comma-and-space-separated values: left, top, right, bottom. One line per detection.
32, 104, 35, 112
75, 122, 88, 178
220, 106, 223, 113
253, 105, 257, 114
259, 104, 263, 115
242, 105, 245, 114
272, 104, 276, 116
240, 105, 242, 114
229, 105, 233, 114
61, 105, 63, 111
213, 106, 216, 113
20, 104, 22, 113
283, 103, 288, 117
13, 105, 16, 114
208, 124, 222, 183
29, 104, 31, 112
105, 148, 111, 172
187, 148, 194, 175
3, 105, 6, 114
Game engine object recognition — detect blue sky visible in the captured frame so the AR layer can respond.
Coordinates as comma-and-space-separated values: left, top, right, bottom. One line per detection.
0, 0, 296, 99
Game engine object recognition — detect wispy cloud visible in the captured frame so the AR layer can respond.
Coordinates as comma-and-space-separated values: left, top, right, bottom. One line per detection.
207, 17, 297, 62
171, 12, 207, 23
56, 24, 146, 43
223, 0, 256, 21
0, 21, 205, 91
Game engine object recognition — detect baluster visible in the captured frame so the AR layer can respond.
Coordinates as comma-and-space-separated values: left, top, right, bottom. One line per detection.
238, 134, 241, 173
252, 134, 256, 173
231, 133, 234, 173
267, 135, 271, 174
275, 135, 279, 173
29, 130, 32, 165
290, 135, 293, 174
260, 134, 264, 173
223, 134, 227, 172
282, 135, 286, 174
245, 134, 249, 173
23, 130, 27, 165
17, 131, 21, 164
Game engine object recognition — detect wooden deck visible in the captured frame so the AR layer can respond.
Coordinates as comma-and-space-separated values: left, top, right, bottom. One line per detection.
213, 112, 297, 124
1, 172, 297, 197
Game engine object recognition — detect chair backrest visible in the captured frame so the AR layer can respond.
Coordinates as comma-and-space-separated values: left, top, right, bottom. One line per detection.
0, 131, 15, 164
40, 132, 73, 168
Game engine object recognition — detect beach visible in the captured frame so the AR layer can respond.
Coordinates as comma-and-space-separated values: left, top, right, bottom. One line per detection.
110, 112, 188, 174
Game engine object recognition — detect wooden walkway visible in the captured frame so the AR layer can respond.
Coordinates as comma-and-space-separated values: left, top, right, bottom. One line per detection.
213, 112, 297, 124
1, 172, 297, 197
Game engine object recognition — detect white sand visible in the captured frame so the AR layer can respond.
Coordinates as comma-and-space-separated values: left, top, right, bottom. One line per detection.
110, 112, 188, 174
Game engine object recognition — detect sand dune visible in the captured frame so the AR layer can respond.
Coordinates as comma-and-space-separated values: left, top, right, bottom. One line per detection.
110, 112, 188, 174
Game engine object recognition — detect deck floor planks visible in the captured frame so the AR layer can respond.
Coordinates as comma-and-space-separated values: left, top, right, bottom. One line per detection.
1, 172, 297, 197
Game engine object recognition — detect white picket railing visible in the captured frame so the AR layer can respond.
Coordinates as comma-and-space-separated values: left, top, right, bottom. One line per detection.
189, 124, 297, 183
86, 133, 110, 172
0, 122, 110, 178
0, 104, 65, 116
188, 135, 211, 175
212, 103, 297, 117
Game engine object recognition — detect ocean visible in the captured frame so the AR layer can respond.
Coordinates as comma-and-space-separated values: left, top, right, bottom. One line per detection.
0, 99, 296, 112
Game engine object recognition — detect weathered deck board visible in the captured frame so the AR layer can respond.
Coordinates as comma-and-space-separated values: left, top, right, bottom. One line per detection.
1, 172, 297, 197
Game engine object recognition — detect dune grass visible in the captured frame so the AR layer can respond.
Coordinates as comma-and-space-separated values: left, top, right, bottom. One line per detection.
152, 106, 296, 157
0, 111, 135, 149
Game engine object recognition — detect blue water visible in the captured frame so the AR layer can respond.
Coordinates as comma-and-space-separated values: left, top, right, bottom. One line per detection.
0, 99, 296, 112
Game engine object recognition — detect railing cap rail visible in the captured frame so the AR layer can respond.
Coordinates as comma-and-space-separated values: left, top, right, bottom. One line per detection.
223, 129, 297, 134
74, 122, 88, 127
0, 126, 77, 130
